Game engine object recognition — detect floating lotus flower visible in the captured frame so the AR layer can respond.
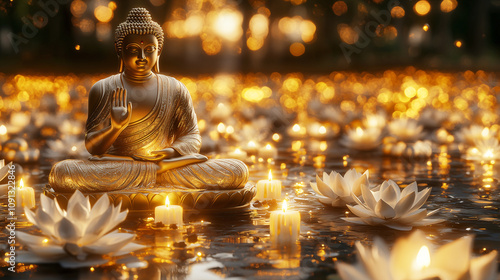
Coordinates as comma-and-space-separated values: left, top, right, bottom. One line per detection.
337, 230, 498, 280
340, 127, 383, 151
310, 169, 370, 207
458, 125, 497, 146
363, 113, 386, 130
383, 139, 432, 158
18, 191, 144, 268
388, 118, 424, 142
343, 180, 444, 230
464, 138, 500, 162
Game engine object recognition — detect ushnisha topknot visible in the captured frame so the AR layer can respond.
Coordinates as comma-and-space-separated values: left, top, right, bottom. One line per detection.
114, 7, 164, 54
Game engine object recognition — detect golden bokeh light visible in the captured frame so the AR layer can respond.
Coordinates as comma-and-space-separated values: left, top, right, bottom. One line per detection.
290, 42, 305, 56
211, 9, 243, 42
332, 1, 348, 16
390, 6, 405, 18
94, 5, 113, 23
300, 20, 316, 42
423, 24, 430, 31
440, 0, 457, 13
247, 37, 265, 51
249, 14, 269, 38
70, 0, 87, 17
414, 0, 431, 16
455, 40, 462, 48
337, 24, 358, 44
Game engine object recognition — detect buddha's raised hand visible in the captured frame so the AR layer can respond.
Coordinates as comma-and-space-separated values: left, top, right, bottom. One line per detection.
111, 88, 132, 130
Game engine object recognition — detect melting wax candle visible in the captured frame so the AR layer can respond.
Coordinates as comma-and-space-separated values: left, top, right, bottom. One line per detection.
255, 170, 281, 201
155, 196, 183, 226
270, 200, 300, 244
258, 143, 277, 159
16, 178, 35, 210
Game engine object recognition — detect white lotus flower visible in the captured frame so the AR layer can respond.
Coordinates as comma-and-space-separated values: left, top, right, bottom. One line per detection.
337, 230, 498, 280
343, 180, 444, 230
310, 169, 370, 207
388, 118, 424, 142
464, 138, 500, 162
458, 125, 497, 146
340, 127, 383, 151
18, 190, 144, 267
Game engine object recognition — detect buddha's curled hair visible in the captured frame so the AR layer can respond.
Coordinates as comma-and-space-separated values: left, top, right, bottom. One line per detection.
114, 8, 164, 54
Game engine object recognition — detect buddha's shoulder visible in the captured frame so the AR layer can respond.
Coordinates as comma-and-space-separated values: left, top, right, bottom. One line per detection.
157, 74, 187, 90
88, 74, 121, 96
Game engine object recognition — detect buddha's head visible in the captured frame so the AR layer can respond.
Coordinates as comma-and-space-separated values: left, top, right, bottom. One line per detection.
115, 8, 164, 76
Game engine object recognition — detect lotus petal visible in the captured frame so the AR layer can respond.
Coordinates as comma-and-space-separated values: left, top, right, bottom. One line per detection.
410, 218, 446, 226
470, 250, 498, 280
361, 183, 377, 211
337, 262, 372, 280
17, 231, 47, 247
83, 232, 135, 255
84, 205, 113, 237
374, 199, 396, 219
67, 201, 89, 226
110, 242, 146, 257
352, 171, 369, 197
24, 207, 39, 227
431, 235, 472, 280
67, 190, 88, 215
384, 223, 412, 231
409, 187, 431, 213
26, 244, 67, 259
347, 204, 374, 219
40, 194, 64, 222
55, 217, 81, 243
316, 176, 337, 199
333, 173, 348, 198
0, 161, 11, 181
380, 181, 399, 207
395, 208, 427, 224
310, 182, 321, 195
89, 193, 111, 218
394, 191, 416, 218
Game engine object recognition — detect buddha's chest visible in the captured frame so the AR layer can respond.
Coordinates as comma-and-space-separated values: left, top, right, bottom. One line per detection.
121, 80, 158, 123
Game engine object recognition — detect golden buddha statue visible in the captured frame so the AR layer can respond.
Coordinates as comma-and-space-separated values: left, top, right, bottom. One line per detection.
49, 8, 249, 194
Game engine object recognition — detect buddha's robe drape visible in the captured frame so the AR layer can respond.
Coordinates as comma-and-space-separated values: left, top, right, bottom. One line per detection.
49, 74, 248, 192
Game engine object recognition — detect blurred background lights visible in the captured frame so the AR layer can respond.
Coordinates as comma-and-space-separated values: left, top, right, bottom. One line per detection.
414, 0, 431, 16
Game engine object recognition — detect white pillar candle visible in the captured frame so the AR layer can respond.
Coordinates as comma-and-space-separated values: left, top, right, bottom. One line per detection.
255, 170, 281, 201
155, 196, 183, 226
270, 200, 300, 244
258, 143, 278, 159
228, 148, 248, 161
16, 179, 35, 210
245, 141, 259, 155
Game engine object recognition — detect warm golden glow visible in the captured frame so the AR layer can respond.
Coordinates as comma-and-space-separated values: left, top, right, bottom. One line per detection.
282, 199, 288, 213
455, 40, 462, 48
165, 196, 170, 207
332, 1, 348, 16
249, 14, 269, 38
319, 126, 326, 134
90, 267, 95, 272
0, 125, 6, 135
423, 24, 429, 32
412, 246, 431, 271
248, 141, 256, 148
71, 146, 77, 152
390, 6, 405, 18
19, 178, 24, 189
440, 0, 457, 12
94, 5, 113, 23
42, 238, 49, 244
414, 0, 431, 16
268, 170, 273, 181
483, 149, 495, 159
212, 9, 243, 42
266, 144, 272, 150
338, 24, 358, 44
272, 133, 280, 142
290, 42, 305, 56
356, 127, 364, 136
70, 0, 87, 17
481, 127, 490, 138
293, 124, 301, 132
217, 123, 226, 133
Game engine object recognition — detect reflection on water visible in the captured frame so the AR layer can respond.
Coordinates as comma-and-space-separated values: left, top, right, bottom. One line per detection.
1, 140, 499, 280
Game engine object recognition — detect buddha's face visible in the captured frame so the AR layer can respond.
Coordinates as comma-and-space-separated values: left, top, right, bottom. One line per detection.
121, 34, 159, 76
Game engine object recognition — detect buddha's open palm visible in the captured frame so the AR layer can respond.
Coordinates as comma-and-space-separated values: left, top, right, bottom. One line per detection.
111, 88, 132, 130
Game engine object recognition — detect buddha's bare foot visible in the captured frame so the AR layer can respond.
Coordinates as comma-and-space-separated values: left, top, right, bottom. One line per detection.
157, 154, 208, 173
89, 154, 135, 161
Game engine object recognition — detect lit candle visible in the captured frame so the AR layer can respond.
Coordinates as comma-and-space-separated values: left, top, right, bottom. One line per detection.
270, 200, 300, 244
16, 179, 35, 210
288, 124, 307, 138
255, 170, 282, 201
228, 148, 248, 161
245, 141, 258, 155
258, 143, 278, 159
411, 246, 434, 279
155, 196, 183, 226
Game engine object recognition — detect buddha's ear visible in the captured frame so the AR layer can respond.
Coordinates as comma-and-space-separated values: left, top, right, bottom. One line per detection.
154, 56, 160, 73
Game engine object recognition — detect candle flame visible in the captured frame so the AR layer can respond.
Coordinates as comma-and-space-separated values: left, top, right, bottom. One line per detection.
19, 178, 24, 189
412, 245, 431, 271
71, 146, 77, 152
482, 127, 490, 138
266, 144, 272, 150
234, 148, 241, 154
356, 127, 364, 136
268, 170, 273, 181
319, 126, 326, 134
248, 141, 256, 148
282, 199, 287, 213
0, 125, 6, 135
42, 238, 49, 244
292, 124, 300, 132
483, 149, 495, 159
165, 196, 170, 207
